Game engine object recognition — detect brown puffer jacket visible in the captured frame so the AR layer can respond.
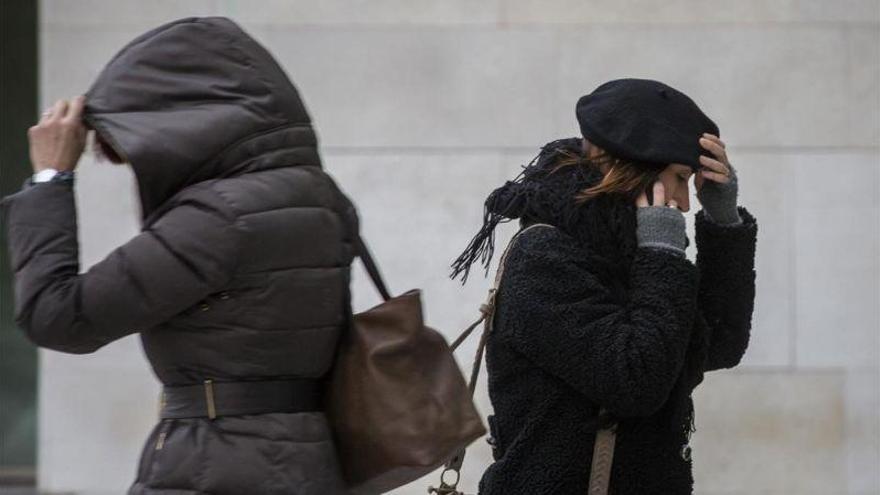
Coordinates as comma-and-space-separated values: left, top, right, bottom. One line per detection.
1, 16, 356, 494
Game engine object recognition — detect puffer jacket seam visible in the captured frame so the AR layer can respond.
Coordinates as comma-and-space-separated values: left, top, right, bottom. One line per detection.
237, 204, 340, 218
208, 185, 247, 278
208, 123, 313, 171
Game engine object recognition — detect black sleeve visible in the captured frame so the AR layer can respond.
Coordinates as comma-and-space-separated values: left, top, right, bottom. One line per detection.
493, 226, 700, 418
694, 205, 758, 371
1, 181, 240, 354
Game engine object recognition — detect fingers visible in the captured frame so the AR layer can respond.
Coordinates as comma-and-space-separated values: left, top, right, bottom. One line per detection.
39, 106, 54, 125
51, 99, 69, 121
702, 133, 725, 149
699, 134, 734, 185
39, 99, 66, 124
39, 96, 86, 125
27, 97, 88, 173
653, 180, 665, 206
699, 137, 727, 161
34, 97, 87, 143
64, 95, 86, 122
698, 154, 729, 175
700, 169, 730, 184
698, 155, 732, 184
636, 181, 679, 208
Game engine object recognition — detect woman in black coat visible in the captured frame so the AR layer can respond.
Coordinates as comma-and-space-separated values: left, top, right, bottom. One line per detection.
452, 79, 758, 494
2, 17, 355, 494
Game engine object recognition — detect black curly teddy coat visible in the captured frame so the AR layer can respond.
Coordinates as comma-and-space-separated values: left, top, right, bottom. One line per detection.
473, 142, 758, 494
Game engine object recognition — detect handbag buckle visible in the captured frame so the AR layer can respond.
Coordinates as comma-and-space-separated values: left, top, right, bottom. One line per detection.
428, 467, 466, 495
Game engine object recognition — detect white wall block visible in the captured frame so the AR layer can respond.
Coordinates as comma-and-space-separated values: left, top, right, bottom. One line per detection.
691, 371, 847, 494
43, 17, 879, 151
42, 0, 880, 27
41, 28, 148, 104
845, 368, 880, 493
217, 0, 501, 26
42, 0, 219, 26
555, 26, 878, 149
793, 153, 880, 367
503, 0, 880, 24
38, 348, 159, 494
255, 25, 876, 149
75, 156, 141, 267
255, 27, 563, 150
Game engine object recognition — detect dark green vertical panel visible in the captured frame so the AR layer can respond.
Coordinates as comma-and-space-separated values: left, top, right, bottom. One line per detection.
0, 0, 39, 478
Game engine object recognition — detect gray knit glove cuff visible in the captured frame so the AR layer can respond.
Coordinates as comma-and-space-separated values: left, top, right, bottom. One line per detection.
636, 206, 688, 258
697, 161, 742, 226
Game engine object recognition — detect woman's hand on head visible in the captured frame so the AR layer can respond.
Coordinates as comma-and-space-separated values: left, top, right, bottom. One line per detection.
28, 95, 87, 173
695, 133, 733, 189
695, 133, 742, 225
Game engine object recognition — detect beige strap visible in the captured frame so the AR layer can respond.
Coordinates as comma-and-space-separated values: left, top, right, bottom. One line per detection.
588, 409, 617, 495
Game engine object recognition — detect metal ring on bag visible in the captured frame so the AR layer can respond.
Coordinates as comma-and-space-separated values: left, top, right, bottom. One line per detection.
440, 467, 460, 487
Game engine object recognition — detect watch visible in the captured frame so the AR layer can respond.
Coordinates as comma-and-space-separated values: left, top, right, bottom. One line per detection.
31, 168, 74, 184
33, 168, 60, 183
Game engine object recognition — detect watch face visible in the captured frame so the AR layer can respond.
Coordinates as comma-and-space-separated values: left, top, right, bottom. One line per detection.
34, 168, 60, 182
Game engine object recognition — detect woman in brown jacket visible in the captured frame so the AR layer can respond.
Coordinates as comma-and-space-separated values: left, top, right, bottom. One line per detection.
2, 17, 356, 494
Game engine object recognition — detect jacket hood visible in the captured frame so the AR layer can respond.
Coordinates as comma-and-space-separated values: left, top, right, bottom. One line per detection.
83, 16, 319, 222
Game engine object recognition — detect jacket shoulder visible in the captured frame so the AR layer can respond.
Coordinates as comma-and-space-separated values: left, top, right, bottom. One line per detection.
146, 181, 238, 228
504, 224, 591, 272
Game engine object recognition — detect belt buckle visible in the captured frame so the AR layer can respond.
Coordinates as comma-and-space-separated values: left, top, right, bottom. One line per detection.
158, 391, 167, 417
204, 379, 217, 420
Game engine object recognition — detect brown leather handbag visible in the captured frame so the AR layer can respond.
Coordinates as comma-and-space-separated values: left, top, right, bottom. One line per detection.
427, 223, 619, 495
323, 235, 487, 495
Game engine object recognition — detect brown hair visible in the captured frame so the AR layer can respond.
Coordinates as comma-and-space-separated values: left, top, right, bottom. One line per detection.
551, 141, 661, 204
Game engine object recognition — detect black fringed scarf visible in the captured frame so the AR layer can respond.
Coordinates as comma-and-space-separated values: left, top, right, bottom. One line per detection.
451, 137, 640, 283
451, 136, 702, 439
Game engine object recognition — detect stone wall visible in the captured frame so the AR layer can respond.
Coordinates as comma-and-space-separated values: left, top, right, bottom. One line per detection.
36, 1, 879, 493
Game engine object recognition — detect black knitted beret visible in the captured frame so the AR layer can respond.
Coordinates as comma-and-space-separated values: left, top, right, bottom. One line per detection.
576, 78, 719, 171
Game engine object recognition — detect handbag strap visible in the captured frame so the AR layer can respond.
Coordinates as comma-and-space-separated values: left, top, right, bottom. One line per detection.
443, 222, 618, 495
449, 223, 554, 353
588, 426, 617, 494
355, 234, 391, 302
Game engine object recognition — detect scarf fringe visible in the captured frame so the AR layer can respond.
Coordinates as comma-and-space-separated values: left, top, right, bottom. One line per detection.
450, 154, 537, 284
